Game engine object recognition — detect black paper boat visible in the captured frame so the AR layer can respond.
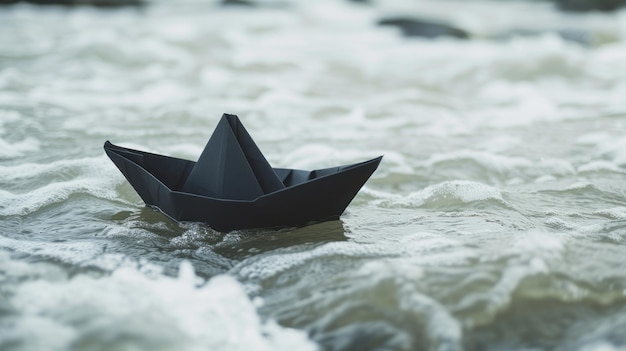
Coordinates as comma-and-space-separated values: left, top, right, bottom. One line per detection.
104, 114, 382, 231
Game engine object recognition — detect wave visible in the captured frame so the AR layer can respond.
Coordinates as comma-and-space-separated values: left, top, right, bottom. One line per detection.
366, 180, 508, 209
0, 252, 316, 351
0, 156, 129, 216
229, 228, 626, 350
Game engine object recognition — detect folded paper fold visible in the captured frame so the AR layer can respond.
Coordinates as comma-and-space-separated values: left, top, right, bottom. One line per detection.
105, 114, 382, 231
181, 114, 285, 200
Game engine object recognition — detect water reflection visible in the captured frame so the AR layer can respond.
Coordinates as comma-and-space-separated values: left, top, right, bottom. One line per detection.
213, 220, 348, 260
111, 206, 185, 238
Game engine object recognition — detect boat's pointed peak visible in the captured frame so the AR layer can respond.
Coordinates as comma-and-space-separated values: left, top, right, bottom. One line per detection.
221, 113, 243, 134
222, 113, 239, 120
181, 114, 285, 200
222, 113, 254, 139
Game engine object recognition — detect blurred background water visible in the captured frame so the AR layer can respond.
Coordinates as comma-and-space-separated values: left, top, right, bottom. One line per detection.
1, 0, 626, 350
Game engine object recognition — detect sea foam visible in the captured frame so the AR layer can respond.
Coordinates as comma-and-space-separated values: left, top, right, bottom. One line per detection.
1, 253, 317, 351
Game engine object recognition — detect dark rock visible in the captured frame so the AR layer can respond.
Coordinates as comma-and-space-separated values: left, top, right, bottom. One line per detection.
378, 17, 469, 40
0, 0, 142, 6
552, 0, 626, 11
220, 0, 255, 7
219, 0, 291, 8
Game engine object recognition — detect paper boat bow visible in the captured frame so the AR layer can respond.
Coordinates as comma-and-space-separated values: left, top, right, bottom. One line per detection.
105, 114, 382, 231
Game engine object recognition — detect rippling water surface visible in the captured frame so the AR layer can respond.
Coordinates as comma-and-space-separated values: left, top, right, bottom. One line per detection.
2, 0, 626, 350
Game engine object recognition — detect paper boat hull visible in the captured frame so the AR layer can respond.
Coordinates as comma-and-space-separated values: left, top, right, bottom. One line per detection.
104, 141, 381, 231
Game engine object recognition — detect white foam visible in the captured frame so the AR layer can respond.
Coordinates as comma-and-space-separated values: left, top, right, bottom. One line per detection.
578, 161, 625, 174
371, 180, 506, 208
593, 207, 626, 220
545, 216, 579, 231
422, 181, 505, 204
0, 156, 127, 216
0, 236, 164, 276
233, 233, 463, 282
3, 255, 316, 351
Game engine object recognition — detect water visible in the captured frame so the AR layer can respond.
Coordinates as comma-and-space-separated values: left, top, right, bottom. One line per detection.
1, 0, 626, 350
